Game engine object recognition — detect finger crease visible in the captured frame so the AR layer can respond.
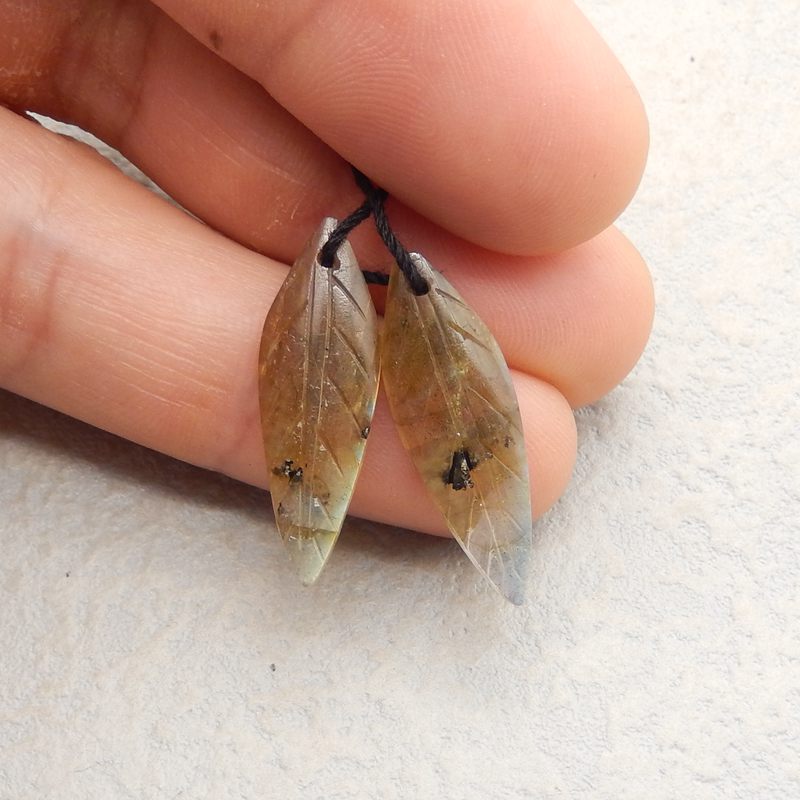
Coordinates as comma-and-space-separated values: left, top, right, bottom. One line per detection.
51, 0, 160, 152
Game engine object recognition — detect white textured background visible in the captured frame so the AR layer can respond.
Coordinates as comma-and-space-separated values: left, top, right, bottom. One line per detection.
1, 2, 798, 798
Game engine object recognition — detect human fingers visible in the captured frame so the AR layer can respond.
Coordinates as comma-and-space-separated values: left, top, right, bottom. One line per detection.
0, 3, 653, 408
0, 0, 648, 255
0, 109, 576, 531
0, 0, 345, 266
384, 209, 654, 409
153, 0, 649, 253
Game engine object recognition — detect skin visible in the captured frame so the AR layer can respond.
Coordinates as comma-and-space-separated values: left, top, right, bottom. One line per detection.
0, 0, 653, 536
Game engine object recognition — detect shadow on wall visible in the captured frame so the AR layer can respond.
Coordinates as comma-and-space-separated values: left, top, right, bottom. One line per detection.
0, 388, 267, 515
0, 388, 453, 568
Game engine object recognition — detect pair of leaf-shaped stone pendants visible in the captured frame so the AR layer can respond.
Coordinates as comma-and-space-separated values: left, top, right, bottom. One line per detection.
258, 218, 532, 604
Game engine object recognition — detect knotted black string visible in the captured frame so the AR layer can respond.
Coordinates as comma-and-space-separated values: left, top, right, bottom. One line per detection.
318, 168, 429, 295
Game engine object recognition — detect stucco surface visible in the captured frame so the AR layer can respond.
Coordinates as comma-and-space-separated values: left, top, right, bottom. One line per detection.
1, 1, 798, 797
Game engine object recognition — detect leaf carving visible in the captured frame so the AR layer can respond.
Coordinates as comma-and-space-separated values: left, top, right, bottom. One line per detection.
258, 218, 379, 585
381, 255, 533, 604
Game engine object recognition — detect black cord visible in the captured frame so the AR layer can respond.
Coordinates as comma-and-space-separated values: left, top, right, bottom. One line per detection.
318, 167, 429, 295
317, 199, 371, 269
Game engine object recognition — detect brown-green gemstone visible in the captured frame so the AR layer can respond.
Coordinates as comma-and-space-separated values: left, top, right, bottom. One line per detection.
381, 255, 533, 604
258, 218, 379, 585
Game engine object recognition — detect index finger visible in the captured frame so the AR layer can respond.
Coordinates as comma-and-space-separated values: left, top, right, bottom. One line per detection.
152, 0, 648, 254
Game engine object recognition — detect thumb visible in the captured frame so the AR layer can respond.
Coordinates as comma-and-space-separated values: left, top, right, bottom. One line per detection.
152, 0, 648, 255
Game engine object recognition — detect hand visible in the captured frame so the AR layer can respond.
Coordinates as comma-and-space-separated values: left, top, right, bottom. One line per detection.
0, 0, 652, 536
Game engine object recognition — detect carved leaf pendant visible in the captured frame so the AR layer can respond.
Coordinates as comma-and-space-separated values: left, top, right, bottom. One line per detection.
382, 255, 533, 604
258, 218, 379, 585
